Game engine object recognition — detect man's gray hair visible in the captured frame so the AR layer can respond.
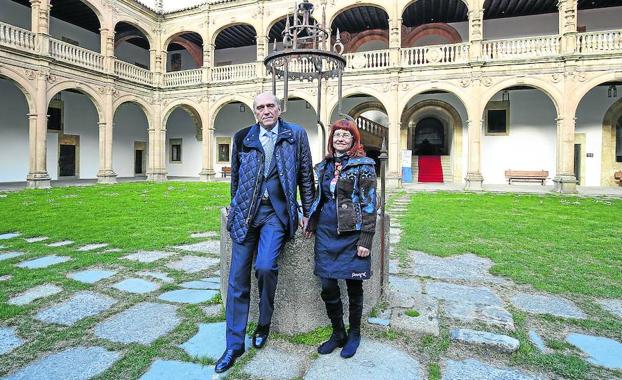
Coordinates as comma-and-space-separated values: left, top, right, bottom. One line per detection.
253, 92, 281, 111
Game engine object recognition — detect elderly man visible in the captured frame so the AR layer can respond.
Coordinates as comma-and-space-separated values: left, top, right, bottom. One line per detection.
216, 92, 315, 373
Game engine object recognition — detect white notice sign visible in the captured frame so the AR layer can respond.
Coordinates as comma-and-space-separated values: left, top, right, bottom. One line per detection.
401, 150, 412, 168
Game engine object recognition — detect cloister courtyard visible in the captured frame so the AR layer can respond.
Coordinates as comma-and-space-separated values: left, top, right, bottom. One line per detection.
0, 182, 621, 379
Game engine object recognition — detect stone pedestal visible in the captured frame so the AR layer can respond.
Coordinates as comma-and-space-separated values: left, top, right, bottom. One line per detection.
27, 172, 51, 189
199, 169, 216, 182
147, 172, 167, 182
220, 209, 390, 334
97, 170, 118, 184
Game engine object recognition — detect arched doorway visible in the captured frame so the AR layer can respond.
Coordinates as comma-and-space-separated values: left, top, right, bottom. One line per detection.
401, 97, 465, 184
113, 102, 150, 179
0, 76, 31, 183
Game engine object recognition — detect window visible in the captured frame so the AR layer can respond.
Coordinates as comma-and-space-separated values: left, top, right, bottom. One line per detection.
485, 101, 510, 136
217, 137, 231, 163
171, 53, 182, 72
47, 99, 63, 132
170, 139, 182, 162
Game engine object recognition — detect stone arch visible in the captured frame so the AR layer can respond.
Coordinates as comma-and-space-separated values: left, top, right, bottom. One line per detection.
400, 0, 470, 17
47, 81, 104, 122
210, 96, 254, 126
327, 2, 391, 30
572, 73, 622, 116
327, 87, 390, 122
399, 83, 469, 116
0, 68, 36, 114
345, 29, 389, 52
55, 0, 105, 31
403, 23, 462, 47
113, 20, 155, 50
211, 22, 258, 47
348, 100, 387, 119
113, 95, 153, 128
162, 100, 203, 139
600, 98, 622, 186
401, 99, 464, 182
480, 78, 562, 118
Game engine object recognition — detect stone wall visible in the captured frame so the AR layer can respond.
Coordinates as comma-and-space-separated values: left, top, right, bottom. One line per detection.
220, 209, 390, 334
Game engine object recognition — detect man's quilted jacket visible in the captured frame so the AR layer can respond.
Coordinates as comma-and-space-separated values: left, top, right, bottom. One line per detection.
226, 119, 315, 244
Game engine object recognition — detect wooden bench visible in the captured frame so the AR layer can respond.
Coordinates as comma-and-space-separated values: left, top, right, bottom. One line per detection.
505, 170, 549, 185
615, 170, 622, 186
221, 166, 232, 178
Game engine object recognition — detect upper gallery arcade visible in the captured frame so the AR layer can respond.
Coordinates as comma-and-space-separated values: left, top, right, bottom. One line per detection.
0, 0, 621, 193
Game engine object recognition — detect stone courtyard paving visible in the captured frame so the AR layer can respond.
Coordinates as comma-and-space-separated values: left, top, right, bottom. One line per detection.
1, 196, 621, 380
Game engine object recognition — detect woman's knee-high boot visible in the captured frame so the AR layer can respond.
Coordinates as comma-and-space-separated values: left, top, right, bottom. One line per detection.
318, 298, 347, 354
341, 281, 363, 358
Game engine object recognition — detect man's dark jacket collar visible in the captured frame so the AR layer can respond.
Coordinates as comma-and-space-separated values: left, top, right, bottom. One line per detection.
242, 118, 296, 151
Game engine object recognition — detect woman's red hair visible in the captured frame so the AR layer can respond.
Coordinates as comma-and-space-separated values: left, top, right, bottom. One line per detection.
326, 119, 366, 158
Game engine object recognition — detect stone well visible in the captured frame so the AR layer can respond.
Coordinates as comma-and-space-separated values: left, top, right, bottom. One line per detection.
220, 209, 390, 334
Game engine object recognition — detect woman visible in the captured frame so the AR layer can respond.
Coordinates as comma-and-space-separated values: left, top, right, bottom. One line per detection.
306, 119, 377, 358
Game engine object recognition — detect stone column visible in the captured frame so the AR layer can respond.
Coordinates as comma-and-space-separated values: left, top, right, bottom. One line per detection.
388, 18, 401, 67
199, 105, 215, 181
464, 116, 484, 191
387, 80, 401, 188
150, 49, 164, 86
256, 34, 268, 79
100, 28, 115, 74
558, 0, 578, 54
553, 116, 578, 193
30, 0, 50, 56
468, 8, 484, 61
147, 103, 167, 182
97, 88, 117, 184
27, 71, 51, 188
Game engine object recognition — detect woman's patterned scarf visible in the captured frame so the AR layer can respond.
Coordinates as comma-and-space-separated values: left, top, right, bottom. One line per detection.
329, 156, 347, 198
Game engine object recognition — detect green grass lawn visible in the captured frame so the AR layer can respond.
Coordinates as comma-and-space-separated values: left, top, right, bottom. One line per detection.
398, 192, 622, 298
0, 182, 230, 251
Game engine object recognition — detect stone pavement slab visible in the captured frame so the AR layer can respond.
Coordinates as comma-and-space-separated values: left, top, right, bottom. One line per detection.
24, 237, 48, 243
35, 291, 117, 326
122, 251, 177, 263
528, 330, 550, 353
0, 275, 11, 281
201, 304, 222, 318
16, 255, 71, 269
95, 302, 180, 344
8, 284, 63, 306
173, 240, 220, 254
137, 271, 174, 283
511, 293, 586, 319
68, 269, 117, 284
0, 326, 23, 355
180, 322, 251, 360
140, 359, 214, 380
190, 231, 218, 239
409, 252, 507, 283
450, 328, 520, 353
304, 339, 423, 380
166, 256, 219, 273
427, 282, 503, 307
3, 346, 120, 380
566, 333, 622, 370
389, 260, 399, 274
244, 346, 305, 380
0, 252, 23, 262
179, 279, 220, 290
112, 278, 160, 294
389, 276, 422, 308
159, 289, 218, 304
597, 299, 622, 320
77, 243, 109, 252
0, 233, 20, 240
391, 295, 440, 336
444, 302, 514, 331
442, 359, 544, 380
47, 240, 74, 247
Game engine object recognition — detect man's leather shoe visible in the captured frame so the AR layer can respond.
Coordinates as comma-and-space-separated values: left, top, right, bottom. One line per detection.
214, 348, 244, 373
252, 324, 270, 349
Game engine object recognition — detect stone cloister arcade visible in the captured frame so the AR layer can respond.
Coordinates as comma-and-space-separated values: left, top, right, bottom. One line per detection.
0, 0, 622, 192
